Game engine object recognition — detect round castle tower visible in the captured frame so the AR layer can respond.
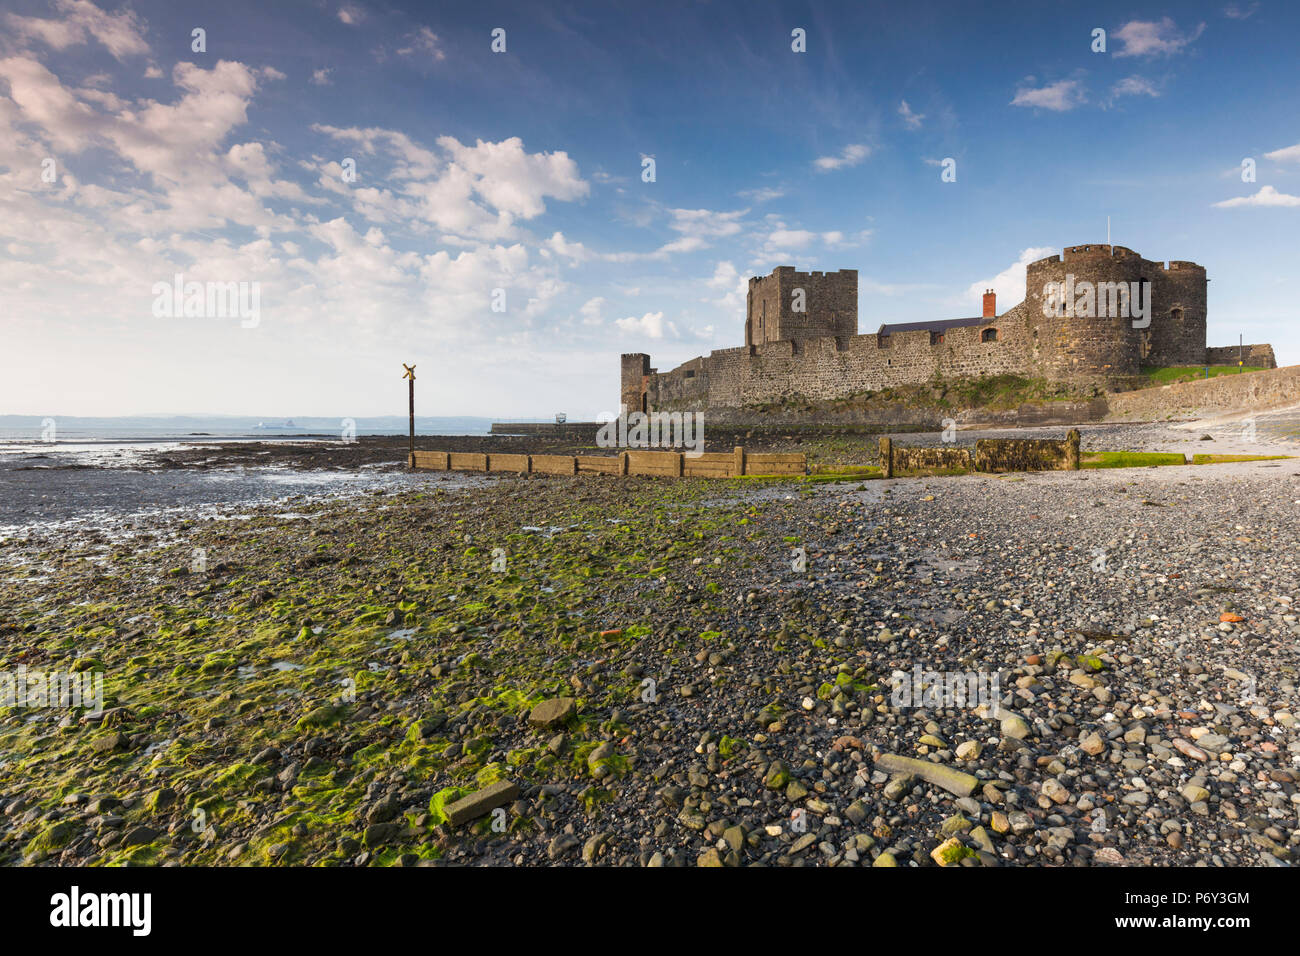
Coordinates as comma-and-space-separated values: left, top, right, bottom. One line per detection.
1024, 245, 1207, 383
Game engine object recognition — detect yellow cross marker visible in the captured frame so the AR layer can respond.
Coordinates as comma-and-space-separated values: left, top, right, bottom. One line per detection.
403, 364, 416, 380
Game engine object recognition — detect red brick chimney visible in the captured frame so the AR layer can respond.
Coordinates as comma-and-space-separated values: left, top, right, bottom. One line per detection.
982, 289, 996, 318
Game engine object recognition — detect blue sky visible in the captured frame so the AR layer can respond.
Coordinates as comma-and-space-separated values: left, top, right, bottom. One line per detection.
1, 0, 1297, 418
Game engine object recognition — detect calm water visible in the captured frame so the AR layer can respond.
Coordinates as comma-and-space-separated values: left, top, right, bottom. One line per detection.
0, 414, 498, 442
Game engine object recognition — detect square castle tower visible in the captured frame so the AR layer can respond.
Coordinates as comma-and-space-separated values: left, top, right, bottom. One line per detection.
744, 267, 858, 347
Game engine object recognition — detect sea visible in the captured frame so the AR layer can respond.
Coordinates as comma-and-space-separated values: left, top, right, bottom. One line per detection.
0, 415, 512, 535
0, 414, 498, 443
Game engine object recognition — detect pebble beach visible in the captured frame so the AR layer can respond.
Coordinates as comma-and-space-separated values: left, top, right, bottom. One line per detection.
1, 422, 1297, 867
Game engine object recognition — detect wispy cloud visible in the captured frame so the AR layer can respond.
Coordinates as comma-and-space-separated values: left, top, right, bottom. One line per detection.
813, 143, 870, 172
1113, 18, 1206, 58
5, 0, 149, 60
898, 100, 924, 129
338, 4, 366, 26
1111, 75, 1160, 99
615, 311, 674, 338
668, 207, 747, 239
1263, 143, 1300, 163
396, 26, 446, 62
1011, 77, 1086, 111
1214, 186, 1300, 208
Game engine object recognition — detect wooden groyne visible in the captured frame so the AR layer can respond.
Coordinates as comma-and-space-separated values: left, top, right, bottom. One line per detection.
409, 446, 806, 478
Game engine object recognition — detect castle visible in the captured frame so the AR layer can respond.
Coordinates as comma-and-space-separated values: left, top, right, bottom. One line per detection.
620, 245, 1276, 415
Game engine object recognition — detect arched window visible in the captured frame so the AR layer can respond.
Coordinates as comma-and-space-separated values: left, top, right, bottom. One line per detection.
982, 328, 998, 343
1171, 307, 1183, 324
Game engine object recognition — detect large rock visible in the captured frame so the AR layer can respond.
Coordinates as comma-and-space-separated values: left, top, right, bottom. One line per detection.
762, 760, 791, 791
1079, 732, 1106, 755
444, 780, 520, 827
1000, 713, 1032, 740
875, 753, 978, 797
931, 836, 975, 866
528, 697, 576, 729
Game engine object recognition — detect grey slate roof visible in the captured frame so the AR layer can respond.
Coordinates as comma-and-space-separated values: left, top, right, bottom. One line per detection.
876, 316, 992, 335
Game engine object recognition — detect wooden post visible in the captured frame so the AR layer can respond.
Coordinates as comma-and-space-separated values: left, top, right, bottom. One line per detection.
733, 445, 745, 477
403, 363, 416, 468
620, 451, 629, 476
879, 437, 893, 478
676, 453, 685, 477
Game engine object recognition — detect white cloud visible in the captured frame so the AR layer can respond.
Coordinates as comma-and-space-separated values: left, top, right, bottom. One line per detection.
543, 231, 589, 262
658, 236, 707, 254
1113, 18, 1206, 58
437, 135, 588, 218
767, 228, 816, 248
6, 0, 149, 60
1264, 143, 1300, 164
738, 186, 783, 202
579, 296, 605, 325
312, 124, 440, 178
1011, 78, 1086, 111
963, 246, 1057, 311
1214, 186, 1300, 208
309, 128, 588, 240
1111, 76, 1160, 99
311, 68, 332, 86
898, 100, 924, 130
668, 207, 747, 239
813, 144, 870, 172
706, 260, 748, 311
1223, 3, 1259, 19
397, 26, 445, 62
338, 4, 366, 26
615, 311, 674, 339
707, 261, 738, 289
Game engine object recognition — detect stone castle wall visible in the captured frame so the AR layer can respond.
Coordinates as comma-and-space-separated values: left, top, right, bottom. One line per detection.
622, 246, 1274, 415
1205, 344, 1277, 368
645, 309, 1036, 411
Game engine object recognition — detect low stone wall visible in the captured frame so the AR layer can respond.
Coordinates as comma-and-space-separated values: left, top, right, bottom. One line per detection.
1104, 364, 1300, 421
878, 438, 972, 477
975, 429, 1080, 473
879, 430, 1080, 476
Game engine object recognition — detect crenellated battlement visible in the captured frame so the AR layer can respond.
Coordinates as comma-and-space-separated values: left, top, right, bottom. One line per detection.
1060, 244, 1140, 262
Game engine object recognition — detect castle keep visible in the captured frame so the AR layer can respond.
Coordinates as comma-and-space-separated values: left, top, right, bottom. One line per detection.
620, 245, 1276, 415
